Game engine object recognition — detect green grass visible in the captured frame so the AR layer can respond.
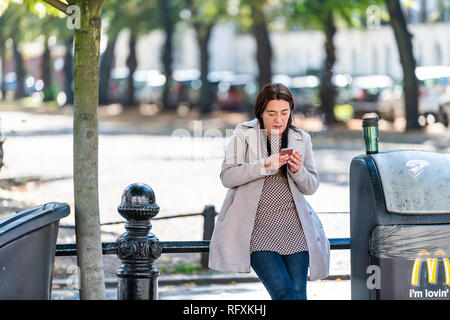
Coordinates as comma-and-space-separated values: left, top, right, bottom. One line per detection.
0, 97, 60, 111
158, 262, 218, 275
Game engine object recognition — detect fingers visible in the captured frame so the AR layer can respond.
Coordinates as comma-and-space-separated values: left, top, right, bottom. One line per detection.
287, 160, 300, 173
293, 151, 302, 161
287, 158, 299, 168
277, 153, 289, 163
272, 152, 302, 171
288, 152, 301, 163
287, 151, 302, 172
266, 154, 288, 170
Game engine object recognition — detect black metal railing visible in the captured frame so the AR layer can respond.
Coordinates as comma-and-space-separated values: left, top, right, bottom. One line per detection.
55, 237, 350, 256
58, 204, 218, 267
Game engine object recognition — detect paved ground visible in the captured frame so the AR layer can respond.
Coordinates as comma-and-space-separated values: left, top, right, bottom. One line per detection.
51, 279, 351, 300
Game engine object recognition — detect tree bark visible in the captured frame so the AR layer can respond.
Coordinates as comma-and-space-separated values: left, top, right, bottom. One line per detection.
385, 0, 420, 130
195, 23, 214, 115
319, 10, 338, 125
72, 0, 105, 300
159, 0, 176, 111
99, 33, 117, 105
124, 30, 137, 107
252, 2, 272, 90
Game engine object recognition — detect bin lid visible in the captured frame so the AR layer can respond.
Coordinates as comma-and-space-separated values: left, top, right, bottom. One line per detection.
371, 150, 450, 215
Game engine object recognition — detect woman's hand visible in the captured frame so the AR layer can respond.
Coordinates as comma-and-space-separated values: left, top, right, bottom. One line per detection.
287, 151, 303, 173
264, 153, 290, 171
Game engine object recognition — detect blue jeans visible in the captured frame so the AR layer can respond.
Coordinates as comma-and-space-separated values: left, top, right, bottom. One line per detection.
250, 250, 309, 300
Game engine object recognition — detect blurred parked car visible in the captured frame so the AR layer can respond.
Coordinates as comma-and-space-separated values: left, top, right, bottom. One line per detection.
109, 68, 130, 103
135, 70, 166, 106
348, 74, 395, 118
439, 87, 450, 126
170, 69, 201, 111
377, 66, 450, 126
109, 68, 166, 106
416, 65, 450, 126
289, 75, 320, 116
210, 71, 257, 112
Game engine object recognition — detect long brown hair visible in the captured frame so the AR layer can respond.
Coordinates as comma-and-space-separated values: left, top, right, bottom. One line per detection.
254, 83, 298, 175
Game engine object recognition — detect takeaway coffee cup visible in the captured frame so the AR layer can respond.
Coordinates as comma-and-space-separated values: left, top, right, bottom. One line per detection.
362, 116, 379, 154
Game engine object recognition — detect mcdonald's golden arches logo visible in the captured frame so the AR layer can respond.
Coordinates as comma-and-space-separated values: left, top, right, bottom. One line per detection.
411, 249, 450, 286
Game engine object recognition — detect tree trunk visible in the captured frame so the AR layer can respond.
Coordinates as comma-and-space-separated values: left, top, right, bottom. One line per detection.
124, 31, 137, 107
63, 35, 74, 106
160, 0, 176, 111
72, 0, 105, 300
420, 0, 427, 23
99, 33, 117, 105
42, 36, 53, 101
385, 0, 420, 130
319, 10, 338, 125
252, 2, 272, 90
437, 0, 445, 22
0, 39, 6, 100
12, 34, 26, 99
195, 24, 214, 115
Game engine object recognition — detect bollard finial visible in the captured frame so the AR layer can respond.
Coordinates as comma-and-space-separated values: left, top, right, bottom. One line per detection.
118, 183, 159, 221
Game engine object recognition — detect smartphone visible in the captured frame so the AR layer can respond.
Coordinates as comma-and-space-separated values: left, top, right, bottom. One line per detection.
280, 148, 294, 155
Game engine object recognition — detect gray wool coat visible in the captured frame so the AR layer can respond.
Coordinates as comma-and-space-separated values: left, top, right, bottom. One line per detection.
208, 117, 330, 280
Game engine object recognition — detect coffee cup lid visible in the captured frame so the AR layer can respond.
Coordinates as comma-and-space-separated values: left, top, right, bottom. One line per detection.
362, 116, 378, 127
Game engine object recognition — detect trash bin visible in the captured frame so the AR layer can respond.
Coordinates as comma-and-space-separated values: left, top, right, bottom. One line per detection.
350, 150, 450, 300
0, 202, 70, 300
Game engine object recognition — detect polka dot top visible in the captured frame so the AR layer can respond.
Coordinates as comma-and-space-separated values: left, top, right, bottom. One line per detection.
249, 134, 308, 255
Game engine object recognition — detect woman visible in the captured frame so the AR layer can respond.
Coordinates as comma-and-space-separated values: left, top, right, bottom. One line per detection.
209, 83, 330, 300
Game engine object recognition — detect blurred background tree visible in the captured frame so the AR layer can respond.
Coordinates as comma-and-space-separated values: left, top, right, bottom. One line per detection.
240, 0, 273, 90
182, 0, 228, 115
385, 0, 420, 130
157, 0, 183, 111
0, 3, 30, 99
98, 0, 122, 106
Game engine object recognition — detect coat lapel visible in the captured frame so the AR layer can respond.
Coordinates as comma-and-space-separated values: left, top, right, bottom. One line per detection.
288, 127, 305, 156
241, 118, 264, 160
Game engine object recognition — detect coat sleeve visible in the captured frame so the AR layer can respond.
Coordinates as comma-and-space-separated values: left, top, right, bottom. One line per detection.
288, 131, 320, 195
220, 126, 275, 188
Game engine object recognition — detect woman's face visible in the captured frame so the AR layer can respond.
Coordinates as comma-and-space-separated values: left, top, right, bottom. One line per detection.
261, 99, 291, 137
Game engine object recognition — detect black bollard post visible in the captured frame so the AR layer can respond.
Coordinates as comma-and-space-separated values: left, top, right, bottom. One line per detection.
116, 183, 162, 300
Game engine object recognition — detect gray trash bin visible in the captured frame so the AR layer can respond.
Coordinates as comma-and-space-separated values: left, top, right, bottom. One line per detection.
0, 202, 70, 300
350, 150, 450, 300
